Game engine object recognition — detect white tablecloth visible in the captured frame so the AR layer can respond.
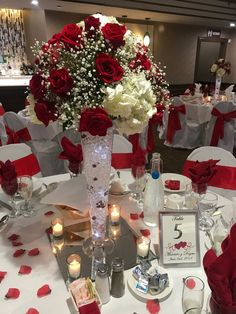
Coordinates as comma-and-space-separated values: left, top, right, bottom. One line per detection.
0, 172, 233, 314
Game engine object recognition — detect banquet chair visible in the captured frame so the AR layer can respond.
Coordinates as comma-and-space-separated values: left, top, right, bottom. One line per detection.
204, 101, 236, 153
0, 143, 42, 177
183, 146, 236, 200
112, 134, 133, 169
0, 103, 5, 116
3, 112, 64, 176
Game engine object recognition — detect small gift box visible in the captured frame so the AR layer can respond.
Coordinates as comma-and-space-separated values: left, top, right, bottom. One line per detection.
69, 278, 101, 314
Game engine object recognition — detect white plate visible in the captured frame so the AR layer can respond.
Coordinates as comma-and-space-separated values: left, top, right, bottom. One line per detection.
109, 190, 131, 197
162, 173, 191, 193
32, 177, 43, 195
127, 265, 173, 302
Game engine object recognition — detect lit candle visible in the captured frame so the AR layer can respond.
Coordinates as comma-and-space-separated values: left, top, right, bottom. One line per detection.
51, 218, 64, 238
109, 204, 121, 225
67, 254, 81, 279
137, 236, 150, 258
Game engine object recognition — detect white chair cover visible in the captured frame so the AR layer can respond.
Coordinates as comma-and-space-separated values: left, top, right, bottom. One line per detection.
0, 143, 42, 177
112, 134, 133, 170
204, 101, 236, 153
185, 146, 236, 200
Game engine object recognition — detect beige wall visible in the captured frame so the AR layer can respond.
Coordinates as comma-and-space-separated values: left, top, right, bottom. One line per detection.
23, 9, 236, 85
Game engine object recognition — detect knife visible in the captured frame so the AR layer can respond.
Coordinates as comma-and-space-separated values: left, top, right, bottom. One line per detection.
0, 199, 13, 211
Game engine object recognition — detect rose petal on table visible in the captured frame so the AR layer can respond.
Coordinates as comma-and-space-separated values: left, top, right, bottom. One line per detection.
185, 278, 196, 289
19, 265, 32, 275
37, 284, 51, 297
45, 227, 52, 235
28, 248, 40, 256
0, 271, 7, 283
26, 308, 39, 314
13, 249, 26, 257
130, 213, 139, 220
8, 234, 20, 241
140, 229, 150, 237
5, 288, 20, 299
139, 211, 144, 219
12, 241, 23, 247
44, 211, 54, 216
146, 300, 160, 314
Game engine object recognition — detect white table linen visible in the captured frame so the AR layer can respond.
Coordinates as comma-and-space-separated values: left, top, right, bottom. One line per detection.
0, 172, 233, 314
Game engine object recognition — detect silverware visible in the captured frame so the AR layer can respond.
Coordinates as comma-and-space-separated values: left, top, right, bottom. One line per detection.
0, 199, 13, 211
0, 214, 9, 232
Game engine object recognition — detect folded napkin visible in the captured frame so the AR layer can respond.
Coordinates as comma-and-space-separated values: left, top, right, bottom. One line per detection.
0, 160, 18, 196
59, 136, 83, 164
225, 84, 234, 98
195, 82, 202, 94
164, 180, 180, 190
40, 175, 89, 215
131, 145, 147, 178
203, 223, 236, 309
183, 84, 195, 96
188, 159, 219, 187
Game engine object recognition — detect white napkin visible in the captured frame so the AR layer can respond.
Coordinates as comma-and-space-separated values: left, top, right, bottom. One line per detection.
225, 84, 234, 98
195, 83, 202, 94
40, 175, 89, 215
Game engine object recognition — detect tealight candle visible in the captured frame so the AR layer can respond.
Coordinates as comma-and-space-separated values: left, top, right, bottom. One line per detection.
109, 204, 121, 225
137, 236, 150, 258
51, 218, 64, 238
67, 254, 81, 279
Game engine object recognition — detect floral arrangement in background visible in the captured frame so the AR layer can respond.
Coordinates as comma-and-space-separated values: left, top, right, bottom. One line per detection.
27, 14, 170, 135
210, 58, 231, 77
200, 84, 214, 97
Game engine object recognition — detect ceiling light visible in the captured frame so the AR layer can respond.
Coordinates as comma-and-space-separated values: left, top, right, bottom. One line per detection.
31, 0, 39, 6
143, 18, 151, 47
230, 22, 235, 27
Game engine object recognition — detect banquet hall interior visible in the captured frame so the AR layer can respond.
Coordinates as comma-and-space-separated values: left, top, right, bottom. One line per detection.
0, 1, 236, 314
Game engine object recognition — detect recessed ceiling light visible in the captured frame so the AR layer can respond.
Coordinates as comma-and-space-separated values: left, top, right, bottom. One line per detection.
230, 22, 235, 27
57, 5, 62, 8
31, 0, 39, 6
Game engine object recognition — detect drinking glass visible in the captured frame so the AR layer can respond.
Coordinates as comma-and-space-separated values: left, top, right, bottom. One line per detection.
17, 175, 34, 217
2, 178, 21, 218
185, 183, 198, 210
198, 192, 218, 231
182, 276, 205, 314
131, 165, 146, 209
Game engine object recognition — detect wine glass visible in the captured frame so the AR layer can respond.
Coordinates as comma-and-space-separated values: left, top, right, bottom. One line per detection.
1, 178, 21, 218
17, 175, 34, 217
182, 276, 205, 314
198, 192, 218, 232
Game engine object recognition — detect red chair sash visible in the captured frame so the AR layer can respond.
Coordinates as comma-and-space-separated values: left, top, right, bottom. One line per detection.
166, 104, 186, 144
6, 126, 31, 144
12, 154, 40, 176
0, 106, 5, 116
183, 160, 236, 190
111, 153, 133, 169
210, 108, 236, 146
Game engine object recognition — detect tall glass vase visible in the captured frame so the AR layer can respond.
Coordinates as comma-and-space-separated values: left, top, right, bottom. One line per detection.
81, 127, 113, 251
214, 75, 222, 100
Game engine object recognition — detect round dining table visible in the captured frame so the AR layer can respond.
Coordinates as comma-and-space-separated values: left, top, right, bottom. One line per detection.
0, 171, 233, 314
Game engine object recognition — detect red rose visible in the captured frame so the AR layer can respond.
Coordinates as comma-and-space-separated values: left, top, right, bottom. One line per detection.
47, 33, 63, 46
84, 16, 100, 37
129, 52, 151, 71
34, 101, 58, 126
29, 74, 45, 100
102, 23, 126, 48
96, 53, 124, 84
79, 108, 112, 136
49, 68, 73, 97
61, 23, 82, 47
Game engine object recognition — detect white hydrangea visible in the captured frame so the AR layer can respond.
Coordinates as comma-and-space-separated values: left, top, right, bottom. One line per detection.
210, 64, 218, 73
216, 68, 226, 77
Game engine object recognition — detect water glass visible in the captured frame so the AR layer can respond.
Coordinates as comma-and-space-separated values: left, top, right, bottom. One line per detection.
17, 175, 34, 217
132, 165, 146, 208
199, 192, 218, 231
182, 276, 205, 314
185, 183, 197, 210
2, 178, 21, 218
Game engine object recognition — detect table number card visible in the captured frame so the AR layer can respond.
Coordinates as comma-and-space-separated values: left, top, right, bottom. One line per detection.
159, 211, 200, 267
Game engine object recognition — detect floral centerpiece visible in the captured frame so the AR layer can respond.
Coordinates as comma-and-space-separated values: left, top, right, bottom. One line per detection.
27, 14, 170, 250
210, 58, 231, 99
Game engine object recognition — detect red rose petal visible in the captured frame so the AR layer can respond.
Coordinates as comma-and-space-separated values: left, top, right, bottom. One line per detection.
19, 265, 32, 275
44, 211, 54, 216
140, 229, 150, 237
0, 271, 7, 283
12, 241, 23, 247
26, 308, 39, 314
5, 288, 20, 299
130, 213, 139, 220
186, 278, 196, 289
139, 211, 144, 218
28, 248, 40, 256
37, 284, 51, 297
8, 234, 20, 241
13, 249, 26, 257
146, 300, 160, 314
